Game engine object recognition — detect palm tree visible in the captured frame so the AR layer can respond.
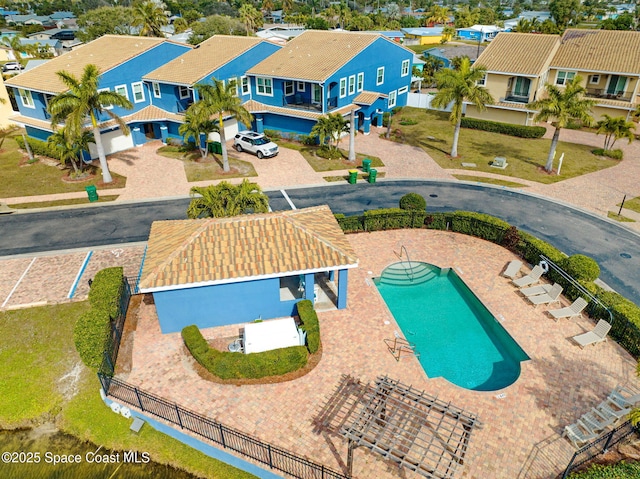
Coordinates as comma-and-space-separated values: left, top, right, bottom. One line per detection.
193, 78, 253, 172
47, 126, 94, 175
2, 35, 24, 61
527, 76, 595, 172
238, 4, 263, 35
187, 180, 269, 218
132, 0, 169, 37
595, 115, 636, 150
431, 57, 494, 158
178, 106, 219, 160
48, 64, 133, 183
425, 5, 450, 26
311, 113, 349, 153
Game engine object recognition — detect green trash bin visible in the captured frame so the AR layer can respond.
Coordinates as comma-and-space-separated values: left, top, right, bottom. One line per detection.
362, 158, 372, 173
368, 169, 378, 184
85, 185, 99, 202
348, 169, 358, 184
209, 141, 222, 154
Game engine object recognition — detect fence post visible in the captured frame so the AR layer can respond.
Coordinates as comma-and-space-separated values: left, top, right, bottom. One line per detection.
562, 452, 577, 479
175, 404, 183, 429
602, 428, 614, 452
134, 387, 144, 411
219, 423, 226, 448
267, 444, 273, 468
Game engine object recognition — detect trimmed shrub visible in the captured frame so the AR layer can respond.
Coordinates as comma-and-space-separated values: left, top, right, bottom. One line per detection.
89, 267, 124, 320
363, 208, 427, 231
559, 254, 600, 282
501, 226, 521, 251
334, 213, 365, 233
592, 148, 623, 160
297, 299, 320, 354
449, 211, 511, 244
74, 309, 111, 369
515, 230, 565, 265
181, 325, 308, 380
399, 192, 427, 211
460, 117, 546, 138
15, 135, 61, 160
569, 461, 640, 478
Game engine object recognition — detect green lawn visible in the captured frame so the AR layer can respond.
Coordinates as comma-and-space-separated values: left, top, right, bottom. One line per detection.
156, 145, 257, 182
392, 108, 619, 184
619, 196, 640, 214
275, 140, 384, 172
608, 212, 635, 222
452, 174, 529, 188
0, 133, 126, 198
9, 195, 119, 209
0, 303, 254, 479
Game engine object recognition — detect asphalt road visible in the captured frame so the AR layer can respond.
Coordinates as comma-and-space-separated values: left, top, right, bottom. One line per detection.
1, 180, 638, 305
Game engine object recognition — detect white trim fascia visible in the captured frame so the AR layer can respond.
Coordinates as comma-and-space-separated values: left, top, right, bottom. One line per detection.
485, 70, 539, 78
548, 67, 640, 77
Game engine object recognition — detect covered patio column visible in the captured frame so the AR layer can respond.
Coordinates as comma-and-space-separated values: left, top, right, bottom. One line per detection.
337, 269, 348, 309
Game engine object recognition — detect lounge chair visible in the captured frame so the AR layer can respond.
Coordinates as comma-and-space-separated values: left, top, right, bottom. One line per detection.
572, 320, 611, 348
609, 385, 640, 408
563, 420, 598, 448
519, 283, 553, 297
596, 398, 631, 421
511, 265, 544, 288
548, 297, 589, 321
526, 283, 563, 307
502, 260, 523, 279
581, 408, 616, 432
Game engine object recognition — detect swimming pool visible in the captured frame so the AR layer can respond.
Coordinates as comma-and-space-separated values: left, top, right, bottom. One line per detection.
375, 262, 529, 391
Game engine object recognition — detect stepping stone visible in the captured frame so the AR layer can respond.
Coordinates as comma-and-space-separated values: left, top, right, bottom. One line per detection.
130, 417, 145, 433
461, 162, 477, 168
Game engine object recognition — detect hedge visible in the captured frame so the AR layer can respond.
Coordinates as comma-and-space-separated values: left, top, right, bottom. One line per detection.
559, 254, 600, 282
181, 325, 308, 380
569, 461, 640, 478
89, 267, 124, 320
296, 299, 320, 354
460, 117, 546, 138
363, 208, 426, 231
15, 135, 61, 160
592, 148, 623, 160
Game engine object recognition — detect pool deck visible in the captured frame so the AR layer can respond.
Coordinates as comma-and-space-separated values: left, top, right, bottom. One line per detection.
118, 229, 640, 479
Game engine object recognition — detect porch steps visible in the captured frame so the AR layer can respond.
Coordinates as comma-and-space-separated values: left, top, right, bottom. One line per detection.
379, 262, 436, 286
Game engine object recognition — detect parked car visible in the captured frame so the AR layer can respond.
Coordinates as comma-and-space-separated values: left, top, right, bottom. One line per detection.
233, 131, 279, 159
2, 62, 22, 72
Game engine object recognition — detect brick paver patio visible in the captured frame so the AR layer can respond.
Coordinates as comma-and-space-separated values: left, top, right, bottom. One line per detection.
118, 229, 640, 479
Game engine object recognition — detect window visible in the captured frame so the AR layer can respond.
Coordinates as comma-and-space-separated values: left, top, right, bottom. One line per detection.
376, 67, 384, 86
152, 82, 161, 98
476, 74, 486, 86
339, 78, 347, 98
555, 71, 575, 86
241, 76, 250, 95
114, 84, 128, 100
401, 59, 410, 77
19, 89, 34, 108
131, 82, 145, 103
297, 81, 305, 92
256, 77, 273, 96
348, 75, 356, 95
606, 75, 628, 96
98, 88, 112, 109
178, 85, 190, 99
388, 90, 397, 108
398, 86, 408, 95
357, 72, 364, 92
589, 75, 600, 85
284, 80, 294, 96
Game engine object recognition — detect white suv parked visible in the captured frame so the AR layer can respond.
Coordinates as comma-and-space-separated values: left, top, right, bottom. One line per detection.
233, 131, 279, 159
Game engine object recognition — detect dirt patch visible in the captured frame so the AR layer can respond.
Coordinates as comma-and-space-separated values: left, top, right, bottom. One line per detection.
115, 294, 144, 375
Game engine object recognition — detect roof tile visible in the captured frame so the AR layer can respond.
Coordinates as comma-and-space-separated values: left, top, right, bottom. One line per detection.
476, 32, 560, 76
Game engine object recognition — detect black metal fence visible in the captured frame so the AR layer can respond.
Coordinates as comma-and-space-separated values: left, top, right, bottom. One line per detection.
561, 420, 640, 478
100, 278, 131, 375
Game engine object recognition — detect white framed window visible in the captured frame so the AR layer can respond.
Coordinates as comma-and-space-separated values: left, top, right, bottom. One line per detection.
152, 82, 161, 98
388, 90, 397, 108
297, 81, 305, 92
357, 72, 364, 92
131, 82, 145, 103
398, 86, 408, 95
256, 77, 273, 96
19, 89, 35, 108
556, 71, 575, 86
401, 59, 410, 77
241, 76, 250, 95
114, 84, 128, 100
178, 85, 190, 99
476, 74, 487, 86
589, 74, 600, 84
348, 75, 356, 95
284, 80, 294, 96
376, 67, 384, 86
339, 78, 347, 98
98, 87, 112, 109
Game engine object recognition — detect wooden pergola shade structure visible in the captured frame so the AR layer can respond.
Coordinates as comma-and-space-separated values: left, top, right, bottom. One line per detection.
339, 376, 480, 479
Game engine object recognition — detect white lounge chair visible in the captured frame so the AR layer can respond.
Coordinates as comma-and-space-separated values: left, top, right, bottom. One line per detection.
609, 385, 640, 408
564, 420, 598, 448
549, 297, 589, 321
596, 398, 631, 421
502, 260, 523, 279
511, 265, 544, 288
581, 408, 616, 432
526, 283, 563, 308
519, 283, 553, 297
572, 320, 611, 348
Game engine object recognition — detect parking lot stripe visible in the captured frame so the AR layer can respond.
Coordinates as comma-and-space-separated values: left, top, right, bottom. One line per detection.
2, 257, 36, 307
68, 251, 93, 299
280, 189, 296, 210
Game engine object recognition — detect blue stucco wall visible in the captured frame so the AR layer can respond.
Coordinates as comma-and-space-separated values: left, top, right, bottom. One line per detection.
25, 125, 50, 141
254, 113, 317, 135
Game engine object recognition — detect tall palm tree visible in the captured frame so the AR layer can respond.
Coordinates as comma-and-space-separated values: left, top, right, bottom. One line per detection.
187, 180, 269, 218
238, 4, 263, 35
311, 113, 349, 153
47, 126, 94, 175
132, 0, 169, 37
193, 78, 253, 172
595, 115, 636, 150
48, 64, 133, 183
527, 76, 595, 172
425, 5, 450, 26
431, 57, 494, 158
2, 35, 24, 61
178, 106, 219, 160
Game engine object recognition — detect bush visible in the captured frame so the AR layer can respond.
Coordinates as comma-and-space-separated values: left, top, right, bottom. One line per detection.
15, 135, 62, 160
263, 129, 281, 140
74, 309, 111, 369
449, 211, 511, 244
296, 299, 320, 354
592, 148, 623, 160
569, 461, 640, 478
364, 208, 427, 231
88, 267, 124, 320
515, 230, 565, 265
460, 117, 547, 138
334, 213, 365, 233
181, 325, 308, 380
559, 254, 600, 282
399, 192, 427, 211
316, 146, 343, 159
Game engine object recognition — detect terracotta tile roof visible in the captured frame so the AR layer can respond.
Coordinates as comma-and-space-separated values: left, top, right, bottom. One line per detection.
551, 29, 640, 75
243, 99, 357, 119
139, 205, 358, 290
247, 30, 406, 81
354, 91, 387, 105
5, 35, 168, 94
489, 101, 536, 111
143, 36, 266, 85
10, 113, 53, 131
476, 32, 560, 76
120, 105, 184, 123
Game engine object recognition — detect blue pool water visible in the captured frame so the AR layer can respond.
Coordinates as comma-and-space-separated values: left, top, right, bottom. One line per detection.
375, 263, 529, 391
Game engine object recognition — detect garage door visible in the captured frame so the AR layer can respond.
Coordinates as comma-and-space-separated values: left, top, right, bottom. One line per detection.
207, 117, 238, 142
88, 129, 134, 159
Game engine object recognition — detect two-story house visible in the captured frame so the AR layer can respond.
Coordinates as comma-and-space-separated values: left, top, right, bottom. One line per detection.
244, 30, 414, 136
142, 35, 281, 144
5, 35, 191, 157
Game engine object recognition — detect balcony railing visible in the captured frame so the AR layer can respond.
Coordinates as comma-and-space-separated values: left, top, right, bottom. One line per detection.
501, 90, 530, 103
586, 88, 632, 102
281, 94, 322, 112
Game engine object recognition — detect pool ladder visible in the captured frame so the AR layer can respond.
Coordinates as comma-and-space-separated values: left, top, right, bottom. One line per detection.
384, 332, 420, 362
394, 245, 415, 282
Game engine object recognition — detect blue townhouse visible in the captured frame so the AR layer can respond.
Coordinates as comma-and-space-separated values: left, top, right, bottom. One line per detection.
141, 35, 281, 144
244, 30, 414, 135
5, 35, 191, 157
